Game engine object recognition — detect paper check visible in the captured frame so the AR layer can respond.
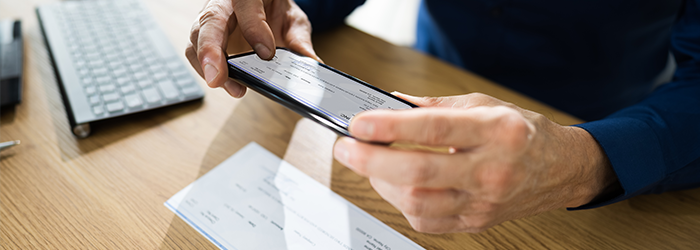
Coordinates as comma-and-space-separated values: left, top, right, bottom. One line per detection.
165, 142, 425, 250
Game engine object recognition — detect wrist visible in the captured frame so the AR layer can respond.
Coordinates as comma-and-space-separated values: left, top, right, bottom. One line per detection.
561, 126, 619, 208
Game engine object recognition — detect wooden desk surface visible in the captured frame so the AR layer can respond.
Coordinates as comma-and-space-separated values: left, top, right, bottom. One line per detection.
2, 0, 699, 249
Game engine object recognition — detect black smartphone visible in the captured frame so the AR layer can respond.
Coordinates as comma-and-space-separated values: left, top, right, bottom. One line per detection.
227, 47, 418, 137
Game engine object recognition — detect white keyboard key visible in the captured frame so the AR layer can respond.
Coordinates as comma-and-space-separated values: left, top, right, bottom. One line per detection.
85, 86, 97, 96
130, 63, 144, 72
148, 64, 164, 72
106, 101, 124, 112
145, 56, 159, 64
116, 76, 131, 85
175, 77, 193, 87
91, 67, 109, 76
157, 79, 179, 100
125, 55, 140, 64
86, 53, 101, 62
120, 84, 136, 94
74, 59, 87, 68
98, 84, 116, 93
82, 77, 93, 86
89, 95, 101, 105
172, 70, 189, 79
106, 52, 122, 61
124, 94, 143, 108
92, 105, 104, 115
137, 78, 153, 88
96, 75, 112, 85
142, 87, 161, 104
166, 60, 182, 71
102, 92, 120, 102
112, 67, 128, 76
152, 71, 168, 80
78, 68, 90, 76
102, 45, 116, 54
133, 70, 148, 80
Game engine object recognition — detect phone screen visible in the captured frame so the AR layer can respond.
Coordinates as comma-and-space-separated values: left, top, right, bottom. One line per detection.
227, 48, 415, 130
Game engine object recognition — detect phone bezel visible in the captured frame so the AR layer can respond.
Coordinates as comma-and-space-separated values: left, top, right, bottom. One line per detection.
226, 47, 418, 137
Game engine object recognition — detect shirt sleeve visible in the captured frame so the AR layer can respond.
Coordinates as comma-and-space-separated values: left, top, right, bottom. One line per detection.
572, 0, 700, 209
294, 0, 366, 32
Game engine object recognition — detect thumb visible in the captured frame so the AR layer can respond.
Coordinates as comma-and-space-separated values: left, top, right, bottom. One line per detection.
391, 92, 460, 108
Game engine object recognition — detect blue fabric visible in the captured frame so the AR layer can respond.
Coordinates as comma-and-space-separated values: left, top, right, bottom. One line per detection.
295, 0, 700, 209
295, 0, 366, 32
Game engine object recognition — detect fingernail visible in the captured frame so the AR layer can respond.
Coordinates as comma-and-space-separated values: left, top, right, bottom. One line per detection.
351, 119, 374, 139
334, 140, 351, 168
254, 43, 272, 60
204, 64, 219, 86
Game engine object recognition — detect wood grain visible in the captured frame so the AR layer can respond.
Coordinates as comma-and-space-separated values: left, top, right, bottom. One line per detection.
1, 0, 699, 249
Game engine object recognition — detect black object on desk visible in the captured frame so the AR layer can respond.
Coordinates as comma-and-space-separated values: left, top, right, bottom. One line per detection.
0, 19, 22, 108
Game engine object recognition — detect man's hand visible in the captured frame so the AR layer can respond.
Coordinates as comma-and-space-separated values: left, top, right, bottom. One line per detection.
333, 93, 619, 233
186, 0, 319, 98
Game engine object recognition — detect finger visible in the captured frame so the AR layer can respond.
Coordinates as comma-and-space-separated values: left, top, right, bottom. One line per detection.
187, 12, 203, 78
283, 6, 321, 62
349, 107, 513, 147
369, 178, 469, 218
197, 0, 235, 88
232, 0, 275, 60
334, 137, 473, 188
224, 79, 247, 98
185, 42, 203, 78
393, 92, 508, 109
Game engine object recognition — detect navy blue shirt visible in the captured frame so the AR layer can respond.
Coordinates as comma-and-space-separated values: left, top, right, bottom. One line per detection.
296, 0, 700, 208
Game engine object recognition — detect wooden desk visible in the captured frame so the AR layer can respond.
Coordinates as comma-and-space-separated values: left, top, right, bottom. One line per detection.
2, 0, 699, 249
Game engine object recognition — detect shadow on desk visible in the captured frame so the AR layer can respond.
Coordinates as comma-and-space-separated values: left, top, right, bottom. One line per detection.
46, 92, 204, 161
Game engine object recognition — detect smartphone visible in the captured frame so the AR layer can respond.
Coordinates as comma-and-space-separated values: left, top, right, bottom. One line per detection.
227, 47, 418, 137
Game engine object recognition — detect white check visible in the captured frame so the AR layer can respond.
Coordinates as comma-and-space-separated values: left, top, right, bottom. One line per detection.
165, 142, 425, 250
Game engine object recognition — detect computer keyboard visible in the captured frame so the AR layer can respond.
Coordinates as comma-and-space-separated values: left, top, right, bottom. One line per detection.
37, 0, 204, 138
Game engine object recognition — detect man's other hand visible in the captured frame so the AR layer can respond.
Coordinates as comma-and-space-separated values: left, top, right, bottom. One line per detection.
333, 93, 619, 233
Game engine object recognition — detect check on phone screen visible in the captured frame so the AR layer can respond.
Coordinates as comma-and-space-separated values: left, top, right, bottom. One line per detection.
227, 48, 417, 136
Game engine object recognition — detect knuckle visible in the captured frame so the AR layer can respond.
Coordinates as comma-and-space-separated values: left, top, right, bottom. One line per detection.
474, 166, 514, 198
399, 189, 427, 216
346, 146, 370, 175
406, 217, 441, 233
189, 23, 201, 44
422, 114, 452, 145
470, 200, 498, 213
466, 92, 489, 101
198, 5, 230, 27
405, 161, 435, 186
185, 44, 197, 58
420, 96, 445, 107
287, 7, 311, 25
499, 110, 532, 148
464, 92, 494, 106
459, 215, 493, 233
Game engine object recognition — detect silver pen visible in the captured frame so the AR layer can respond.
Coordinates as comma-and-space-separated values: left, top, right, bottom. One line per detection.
0, 140, 20, 151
